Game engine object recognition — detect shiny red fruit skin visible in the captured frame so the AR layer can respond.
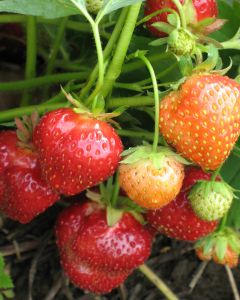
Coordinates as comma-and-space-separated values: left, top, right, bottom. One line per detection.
0, 131, 36, 173
56, 201, 153, 271
1, 166, 59, 224
147, 167, 218, 242
144, 0, 218, 37
33, 108, 123, 196
61, 254, 131, 294
0, 131, 59, 224
73, 209, 153, 271
55, 201, 153, 293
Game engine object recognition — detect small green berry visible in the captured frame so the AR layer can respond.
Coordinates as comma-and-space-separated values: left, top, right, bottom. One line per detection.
86, 0, 103, 14
168, 29, 196, 56
189, 181, 234, 221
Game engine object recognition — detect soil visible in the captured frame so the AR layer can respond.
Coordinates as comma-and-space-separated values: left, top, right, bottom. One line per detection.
0, 205, 239, 300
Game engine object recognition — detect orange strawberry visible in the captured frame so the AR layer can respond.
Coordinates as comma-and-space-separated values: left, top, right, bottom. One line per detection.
118, 145, 185, 209
159, 74, 240, 170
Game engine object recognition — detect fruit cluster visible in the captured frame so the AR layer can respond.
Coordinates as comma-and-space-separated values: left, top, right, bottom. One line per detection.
0, 0, 240, 296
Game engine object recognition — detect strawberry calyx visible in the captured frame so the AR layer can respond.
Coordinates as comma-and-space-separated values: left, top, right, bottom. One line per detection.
15, 111, 39, 150
62, 88, 124, 127
86, 180, 145, 227
120, 144, 190, 170
195, 227, 240, 267
189, 181, 237, 221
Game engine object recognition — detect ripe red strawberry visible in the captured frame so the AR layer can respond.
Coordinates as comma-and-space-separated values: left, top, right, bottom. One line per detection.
118, 146, 185, 210
55, 201, 153, 293
147, 167, 218, 242
33, 108, 123, 196
0, 130, 59, 224
159, 74, 240, 170
144, 0, 218, 37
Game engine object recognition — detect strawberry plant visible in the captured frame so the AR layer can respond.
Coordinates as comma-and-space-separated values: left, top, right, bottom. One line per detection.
0, 0, 240, 299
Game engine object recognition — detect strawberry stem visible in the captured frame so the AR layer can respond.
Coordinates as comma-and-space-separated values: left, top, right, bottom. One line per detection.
211, 165, 222, 181
21, 16, 37, 106
111, 172, 120, 208
80, 7, 129, 100
100, 3, 142, 99
171, 0, 187, 29
138, 264, 179, 300
217, 213, 228, 232
137, 54, 160, 152
136, 8, 180, 26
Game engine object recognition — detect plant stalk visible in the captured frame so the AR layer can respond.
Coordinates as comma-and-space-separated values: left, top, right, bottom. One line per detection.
80, 7, 129, 100
21, 16, 37, 106
99, 2, 142, 99
137, 55, 160, 152
139, 264, 179, 300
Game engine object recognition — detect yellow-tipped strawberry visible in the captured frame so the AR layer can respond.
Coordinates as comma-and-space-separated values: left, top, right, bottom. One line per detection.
119, 145, 186, 210
159, 74, 240, 170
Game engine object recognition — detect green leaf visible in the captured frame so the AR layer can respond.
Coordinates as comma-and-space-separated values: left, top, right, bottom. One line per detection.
0, 255, 14, 290
0, 294, 3, 300
0, 273, 14, 290
3, 289, 14, 299
96, 0, 143, 22
107, 207, 123, 227
215, 238, 228, 261
0, 0, 79, 18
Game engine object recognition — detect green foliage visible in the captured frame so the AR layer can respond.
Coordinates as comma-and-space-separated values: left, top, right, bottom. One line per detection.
211, 0, 240, 41
222, 141, 240, 228
0, 254, 14, 299
0, 0, 79, 18
0, 0, 143, 19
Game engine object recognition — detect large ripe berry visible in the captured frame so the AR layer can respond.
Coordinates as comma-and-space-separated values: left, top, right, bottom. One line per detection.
119, 156, 184, 210
73, 208, 153, 271
144, 0, 218, 37
0, 131, 59, 223
159, 74, 240, 170
147, 167, 218, 242
33, 108, 123, 196
55, 201, 153, 293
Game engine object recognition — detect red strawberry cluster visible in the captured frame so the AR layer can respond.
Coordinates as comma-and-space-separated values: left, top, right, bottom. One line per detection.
55, 201, 153, 294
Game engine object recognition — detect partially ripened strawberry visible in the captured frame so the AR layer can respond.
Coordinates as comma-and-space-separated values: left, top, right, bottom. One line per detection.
33, 108, 123, 196
159, 74, 240, 170
119, 145, 185, 210
0, 130, 59, 224
144, 0, 218, 37
195, 228, 240, 268
147, 167, 218, 242
55, 200, 153, 294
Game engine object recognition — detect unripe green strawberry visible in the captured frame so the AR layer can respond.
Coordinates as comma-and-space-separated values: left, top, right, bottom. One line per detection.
189, 181, 234, 221
86, 0, 103, 14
